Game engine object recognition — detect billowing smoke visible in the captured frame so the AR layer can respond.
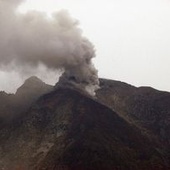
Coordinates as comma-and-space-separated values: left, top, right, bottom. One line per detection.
0, 0, 99, 95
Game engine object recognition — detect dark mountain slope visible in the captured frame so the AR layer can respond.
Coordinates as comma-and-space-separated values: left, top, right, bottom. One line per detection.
15, 76, 53, 111
97, 78, 170, 151
0, 91, 15, 126
0, 87, 168, 170
0, 76, 53, 127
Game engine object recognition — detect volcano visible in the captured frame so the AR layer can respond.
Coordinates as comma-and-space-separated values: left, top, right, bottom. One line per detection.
0, 77, 169, 170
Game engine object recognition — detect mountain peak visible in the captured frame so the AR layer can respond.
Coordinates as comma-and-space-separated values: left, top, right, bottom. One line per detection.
13, 76, 53, 114
15, 76, 52, 95
23, 76, 44, 86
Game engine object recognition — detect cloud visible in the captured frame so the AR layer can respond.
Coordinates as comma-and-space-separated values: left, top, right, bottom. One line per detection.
0, 0, 99, 95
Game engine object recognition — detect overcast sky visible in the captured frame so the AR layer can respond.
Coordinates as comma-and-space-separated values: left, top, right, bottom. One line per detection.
0, 0, 170, 93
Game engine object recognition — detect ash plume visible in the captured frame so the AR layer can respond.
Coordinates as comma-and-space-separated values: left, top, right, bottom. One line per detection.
0, 0, 99, 95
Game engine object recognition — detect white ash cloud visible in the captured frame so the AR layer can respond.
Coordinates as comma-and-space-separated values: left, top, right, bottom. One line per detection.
0, 0, 99, 95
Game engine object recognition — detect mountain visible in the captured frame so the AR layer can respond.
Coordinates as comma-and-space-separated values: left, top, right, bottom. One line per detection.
0, 77, 170, 169
0, 76, 53, 127
0, 87, 168, 170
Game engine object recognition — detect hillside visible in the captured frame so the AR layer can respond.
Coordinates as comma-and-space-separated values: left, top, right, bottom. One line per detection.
0, 77, 170, 169
97, 78, 170, 157
0, 87, 168, 170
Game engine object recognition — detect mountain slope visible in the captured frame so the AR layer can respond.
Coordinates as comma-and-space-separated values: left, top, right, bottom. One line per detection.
97, 78, 170, 156
0, 91, 15, 126
0, 87, 168, 170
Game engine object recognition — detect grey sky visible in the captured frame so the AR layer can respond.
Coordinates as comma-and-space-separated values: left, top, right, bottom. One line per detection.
0, 0, 170, 93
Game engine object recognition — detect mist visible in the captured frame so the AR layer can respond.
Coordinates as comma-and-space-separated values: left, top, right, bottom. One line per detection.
0, 0, 99, 95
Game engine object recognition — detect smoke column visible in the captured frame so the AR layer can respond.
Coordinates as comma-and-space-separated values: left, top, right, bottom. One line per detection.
0, 0, 99, 95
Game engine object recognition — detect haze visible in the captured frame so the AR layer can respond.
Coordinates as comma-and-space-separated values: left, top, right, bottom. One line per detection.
0, 0, 170, 93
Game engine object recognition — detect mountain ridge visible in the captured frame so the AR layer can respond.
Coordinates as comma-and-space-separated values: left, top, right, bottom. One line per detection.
97, 78, 170, 160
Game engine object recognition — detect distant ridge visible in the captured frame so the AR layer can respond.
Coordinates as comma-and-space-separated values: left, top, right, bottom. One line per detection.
0, 76, 53, 126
